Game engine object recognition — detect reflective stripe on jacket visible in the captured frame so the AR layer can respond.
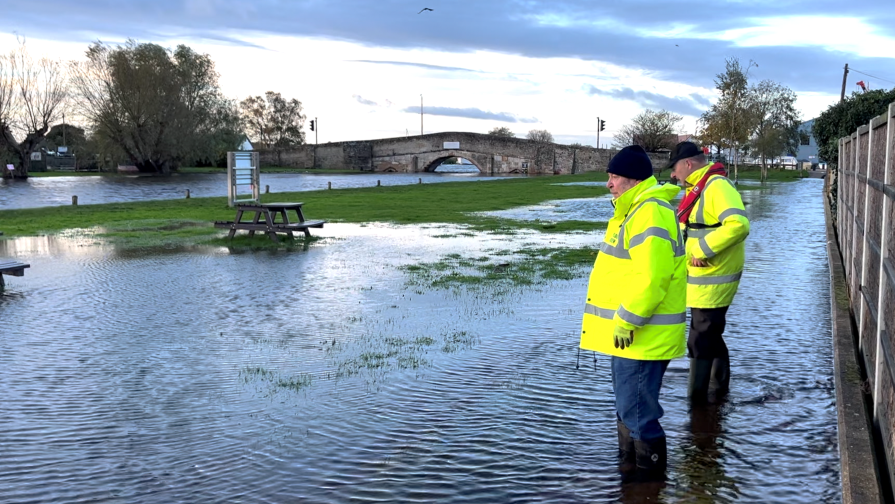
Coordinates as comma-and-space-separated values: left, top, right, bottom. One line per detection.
684, 164, 750, 308
580, 176, 687, 360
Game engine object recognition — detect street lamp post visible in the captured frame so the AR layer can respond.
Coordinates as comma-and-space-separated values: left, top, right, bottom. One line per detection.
420, 94, 424, 136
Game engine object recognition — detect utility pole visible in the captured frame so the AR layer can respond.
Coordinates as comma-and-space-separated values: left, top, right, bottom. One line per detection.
840, 63, 849, 103
420, 94, 424, 135
597, 116, 600, 148
315, 117, 318, 146
62, 113, 66, 147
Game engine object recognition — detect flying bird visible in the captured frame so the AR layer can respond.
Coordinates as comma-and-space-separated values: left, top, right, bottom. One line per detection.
418, 7, 433, 13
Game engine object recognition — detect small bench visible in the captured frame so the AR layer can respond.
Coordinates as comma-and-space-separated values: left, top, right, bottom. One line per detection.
0, 260, 30, 288
214, 202, 325, 243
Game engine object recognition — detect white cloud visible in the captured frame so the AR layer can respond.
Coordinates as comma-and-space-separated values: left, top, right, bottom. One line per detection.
697, 16, 895, 59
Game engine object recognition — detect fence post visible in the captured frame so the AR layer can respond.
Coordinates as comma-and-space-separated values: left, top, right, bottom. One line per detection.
874, 104, 895, 416
859, 123, 874, 357
852, 130, 865, 340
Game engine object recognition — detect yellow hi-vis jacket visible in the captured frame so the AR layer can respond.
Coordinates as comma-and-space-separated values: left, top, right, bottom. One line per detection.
683, 164, 750, 308
580, 177, 687, 360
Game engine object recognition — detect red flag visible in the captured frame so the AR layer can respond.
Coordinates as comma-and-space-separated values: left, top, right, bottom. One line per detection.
857, 80, 867, 91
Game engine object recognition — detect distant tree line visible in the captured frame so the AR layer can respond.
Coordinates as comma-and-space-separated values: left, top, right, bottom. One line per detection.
0, 38, 308, 178
612, 58, 802, 182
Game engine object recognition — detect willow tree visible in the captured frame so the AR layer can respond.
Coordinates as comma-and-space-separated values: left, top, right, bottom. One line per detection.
0, 39, 67, 179
71, 41, 240, 174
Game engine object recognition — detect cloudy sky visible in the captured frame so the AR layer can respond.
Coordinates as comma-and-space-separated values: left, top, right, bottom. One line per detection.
2, 0, 894, 146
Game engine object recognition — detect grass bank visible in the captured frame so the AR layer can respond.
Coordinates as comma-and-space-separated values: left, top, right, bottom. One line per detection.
0, 167, 806, 248
0, 172, 611, 246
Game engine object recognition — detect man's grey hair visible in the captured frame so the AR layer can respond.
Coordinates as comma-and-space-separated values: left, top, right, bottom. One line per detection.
688, 153, 706, 165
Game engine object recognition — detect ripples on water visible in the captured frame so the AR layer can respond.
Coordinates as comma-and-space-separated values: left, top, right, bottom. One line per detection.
0, 180, 838, 502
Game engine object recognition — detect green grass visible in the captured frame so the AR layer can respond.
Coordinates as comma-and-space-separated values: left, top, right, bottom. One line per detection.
0, 172, 612, 245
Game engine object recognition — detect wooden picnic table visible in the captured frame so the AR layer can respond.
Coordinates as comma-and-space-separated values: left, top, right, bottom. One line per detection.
214, 202, 325, 242
0, 260, 30, 289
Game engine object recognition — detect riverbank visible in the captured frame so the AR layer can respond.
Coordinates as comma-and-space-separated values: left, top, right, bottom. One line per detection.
0, 172, 611, 247
0, 169, 807, 249
23, 165, 809, 179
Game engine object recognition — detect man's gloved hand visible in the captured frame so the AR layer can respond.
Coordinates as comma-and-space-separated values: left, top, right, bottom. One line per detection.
613, 325, 634, 350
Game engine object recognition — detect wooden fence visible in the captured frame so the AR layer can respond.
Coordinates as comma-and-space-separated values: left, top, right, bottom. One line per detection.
837, 101, 895, 492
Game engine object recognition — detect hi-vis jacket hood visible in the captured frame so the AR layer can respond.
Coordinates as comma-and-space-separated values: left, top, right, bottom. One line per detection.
683, 164, 750, 308
580, 177, 687, 360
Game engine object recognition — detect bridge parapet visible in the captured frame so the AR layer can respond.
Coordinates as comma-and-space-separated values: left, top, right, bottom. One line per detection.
259, 131, 668, 175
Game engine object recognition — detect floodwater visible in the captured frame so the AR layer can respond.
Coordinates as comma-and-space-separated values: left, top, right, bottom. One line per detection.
0, 179, 838, 503
0, 171, 506, 210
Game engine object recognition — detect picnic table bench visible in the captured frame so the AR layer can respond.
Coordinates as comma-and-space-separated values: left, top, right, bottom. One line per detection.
0, 260, 30, 288
214, 202, 325, 243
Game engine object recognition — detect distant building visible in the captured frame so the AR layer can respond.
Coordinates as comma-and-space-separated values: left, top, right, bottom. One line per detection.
797, 119, 825, 165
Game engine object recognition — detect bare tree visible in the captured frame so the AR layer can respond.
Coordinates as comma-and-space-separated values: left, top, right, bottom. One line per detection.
487, 126, 515, 138
0, 38, 67, 179
614, 109, 682, 152
239, 91, 305, 148
525, 129, 554, 172
526, 129, 553, 143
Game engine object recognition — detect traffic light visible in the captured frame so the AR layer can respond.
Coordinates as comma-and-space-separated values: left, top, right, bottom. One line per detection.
310, 120, 315, 131
599, 119, 606, 132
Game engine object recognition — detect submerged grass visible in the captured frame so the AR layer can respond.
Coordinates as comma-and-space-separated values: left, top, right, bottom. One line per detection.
401, 246, 599, 290
240, 366, 313, 393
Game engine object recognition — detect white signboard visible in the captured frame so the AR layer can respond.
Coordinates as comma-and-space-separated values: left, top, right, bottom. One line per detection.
57, 146, 68, 154
30, 152, 41, 161
6, 164, 14, 171
443, 142, 460, 149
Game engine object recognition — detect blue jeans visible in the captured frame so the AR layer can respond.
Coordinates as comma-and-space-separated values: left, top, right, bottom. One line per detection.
611, 356, 670, 441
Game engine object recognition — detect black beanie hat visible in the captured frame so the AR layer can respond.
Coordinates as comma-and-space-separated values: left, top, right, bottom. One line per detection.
607, 145, 654, 181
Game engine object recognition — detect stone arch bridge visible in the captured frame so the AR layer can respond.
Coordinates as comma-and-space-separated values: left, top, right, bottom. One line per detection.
260, 132, 666, 175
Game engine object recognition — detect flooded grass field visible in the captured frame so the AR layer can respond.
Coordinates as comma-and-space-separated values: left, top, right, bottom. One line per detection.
0, 179, 838, 503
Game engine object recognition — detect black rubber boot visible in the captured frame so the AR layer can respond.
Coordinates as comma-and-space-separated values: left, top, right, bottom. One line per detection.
688, 358, 714, 405
617, 420, 636, 474
634, 436, 667, 481
708, 357, 731, 400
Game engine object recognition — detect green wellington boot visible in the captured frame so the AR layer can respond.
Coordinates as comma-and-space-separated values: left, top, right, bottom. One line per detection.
617, 420, 636, 474
708, 357, 731, 400
688, 358, 714, 405
634, 436, 668, 481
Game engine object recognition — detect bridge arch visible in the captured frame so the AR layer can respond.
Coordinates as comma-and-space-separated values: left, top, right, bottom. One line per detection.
423, 153, 484, 173
420, 150, 488, 173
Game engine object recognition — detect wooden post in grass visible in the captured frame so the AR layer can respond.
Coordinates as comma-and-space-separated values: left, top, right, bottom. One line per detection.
72, 195, 78, 206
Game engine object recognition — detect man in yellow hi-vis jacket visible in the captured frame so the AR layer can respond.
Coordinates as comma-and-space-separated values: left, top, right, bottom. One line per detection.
580, 145, 687, 479
667, 141, 750, 404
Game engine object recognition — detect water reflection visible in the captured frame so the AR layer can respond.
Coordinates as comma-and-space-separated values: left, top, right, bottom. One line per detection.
0, 180, 839, 503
